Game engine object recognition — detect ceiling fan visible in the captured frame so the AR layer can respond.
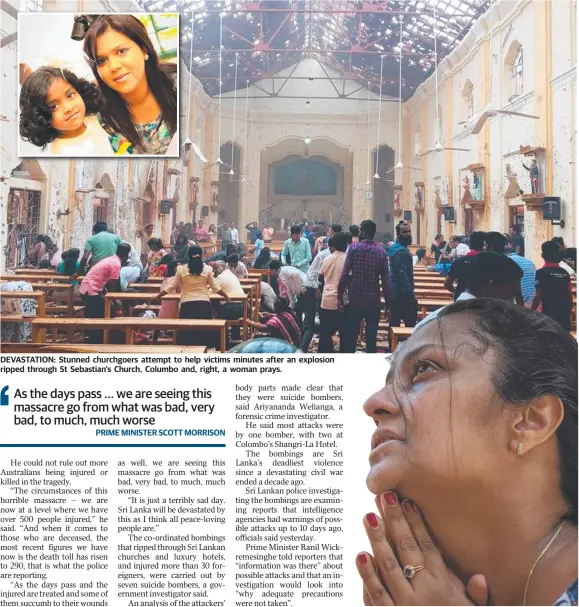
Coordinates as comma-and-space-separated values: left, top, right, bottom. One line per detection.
385, 20, 423, 175
419, 5, 471, 157
458, 105, 539, 134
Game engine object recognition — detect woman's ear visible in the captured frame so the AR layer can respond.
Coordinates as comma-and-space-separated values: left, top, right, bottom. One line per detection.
508, 395, 564, 456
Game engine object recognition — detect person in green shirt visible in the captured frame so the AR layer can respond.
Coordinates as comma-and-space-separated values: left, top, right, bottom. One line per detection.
78, 222, 121, 275
281, 225, 312, 273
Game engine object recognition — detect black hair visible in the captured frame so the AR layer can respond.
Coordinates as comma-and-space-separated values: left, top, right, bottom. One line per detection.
115, 243, 131, 259
470, 231, 486, 251
83, 15, 177, 150
93, 222, 107, 234
542, 240, 562, 263
435, 233, 444, 240
330, 224, 342, 234
416, 248, 427, 260
254, 247, 271, 269
465, 252, 523, 295
19, 66, 104, 149
450, 235, 463, 244
166, 260, 179, 277
485, 231, 507, 254
329, 233, 348, 253
63, 247, 80, 275
349, 224, 360, 237
227, 253, 239, 264
510, 224, 519, 232
290, 225, 301, 236
437, 298, 578, 526
345, 232, 353, 245
159, 253, 173, 265
226, 244, 238, 256
186, 246, 203, 275
269, 260, 282, 271
147, 238, 163, 251
360, 220, 377, 240
38, 260, 52, 269
274, 297, 290, 314
552, 237, 565, 248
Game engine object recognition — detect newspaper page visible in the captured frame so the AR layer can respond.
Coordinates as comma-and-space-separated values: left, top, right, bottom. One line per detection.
0, 355, 387, 607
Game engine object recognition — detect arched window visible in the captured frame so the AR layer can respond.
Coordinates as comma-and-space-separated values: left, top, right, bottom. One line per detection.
504, 41, 523, 102
462, 80, 474, 121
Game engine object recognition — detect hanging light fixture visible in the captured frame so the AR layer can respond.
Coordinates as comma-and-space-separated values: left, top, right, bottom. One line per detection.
229, 52, 239, 176
374, 54, 385, 180
215, 13, 224, 165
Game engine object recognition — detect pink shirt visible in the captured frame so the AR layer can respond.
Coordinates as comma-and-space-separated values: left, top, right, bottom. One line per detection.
195, 227, 208, 242
79, 256, 121, 296
319, 250, 346, 310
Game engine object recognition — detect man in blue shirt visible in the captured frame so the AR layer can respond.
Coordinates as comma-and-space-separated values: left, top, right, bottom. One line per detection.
505, 245, 536, 305
281, 225, 312, 273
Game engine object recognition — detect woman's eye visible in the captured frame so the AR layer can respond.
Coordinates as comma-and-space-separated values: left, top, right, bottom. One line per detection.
49, 104, 57, 111
96, 58, 105, 66
411, 360, 438, 383
118, 48, 127, 55
68, 92, 75, 99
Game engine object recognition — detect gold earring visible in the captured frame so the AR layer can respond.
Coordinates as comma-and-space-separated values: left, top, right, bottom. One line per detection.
517, 442, 524, 456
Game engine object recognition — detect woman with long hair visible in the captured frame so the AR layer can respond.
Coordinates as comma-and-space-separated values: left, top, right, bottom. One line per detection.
156, 246, 230, 346
58, 248, 81, 276
357, 298, 577, 606
82, 14, 177, 154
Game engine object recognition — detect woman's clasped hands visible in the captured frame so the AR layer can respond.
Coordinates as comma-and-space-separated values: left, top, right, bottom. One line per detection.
357, 491, 488, 606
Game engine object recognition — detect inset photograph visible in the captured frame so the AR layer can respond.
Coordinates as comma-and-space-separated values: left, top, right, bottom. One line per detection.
18, 13, 179, 157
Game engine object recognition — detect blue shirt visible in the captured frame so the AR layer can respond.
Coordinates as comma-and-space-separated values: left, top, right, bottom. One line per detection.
508, 253, 536, 304
281, 237, 312, 273
254, 238, 264, 259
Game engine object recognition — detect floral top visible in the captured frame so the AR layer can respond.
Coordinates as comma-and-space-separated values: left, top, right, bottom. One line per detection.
103, 113, 174, 155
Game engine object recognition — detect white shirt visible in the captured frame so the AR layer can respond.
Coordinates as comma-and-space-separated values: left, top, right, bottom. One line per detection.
230, 228, 239, 244
415, 291, 475, 331
306, 248, 331, 289
123, 243, 143, 269
456, 243, 470, 257
49, 116, 113, 156
278, 266, 307, 309
260, 281, 277, 311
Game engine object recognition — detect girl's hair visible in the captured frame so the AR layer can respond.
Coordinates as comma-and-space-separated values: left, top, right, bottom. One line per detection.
82, 15, 177, 149
19, 66, 104, 149
187, 246, 204, 275
159, 253, 173, 266
437, 298, 578, 525
63, 247, 80, 275
165, 260, 179, 278
147, 238, 163, 251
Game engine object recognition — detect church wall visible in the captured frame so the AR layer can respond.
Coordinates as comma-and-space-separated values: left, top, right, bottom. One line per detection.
404, 0, 576, 262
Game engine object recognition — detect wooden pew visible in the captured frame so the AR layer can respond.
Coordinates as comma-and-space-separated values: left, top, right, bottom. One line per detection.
390, 327, 414, 352
417, 298, 452, 318
0, 343, 208, 353
31, 318, 228, 351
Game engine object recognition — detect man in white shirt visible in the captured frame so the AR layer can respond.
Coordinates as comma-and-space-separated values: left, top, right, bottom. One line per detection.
229, 222, 239, 245
269, 259, 312, 351
212, 261, 245, 343
441, 236, 469, 261
120, 241, 143, 291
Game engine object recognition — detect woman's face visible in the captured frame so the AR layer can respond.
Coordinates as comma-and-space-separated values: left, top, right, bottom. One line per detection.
95, 28, 147, 95
47, 78, 86, 134
364, 315, 509, 500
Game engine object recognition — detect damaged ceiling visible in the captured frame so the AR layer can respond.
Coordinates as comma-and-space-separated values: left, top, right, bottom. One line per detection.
137, 0, 492, 100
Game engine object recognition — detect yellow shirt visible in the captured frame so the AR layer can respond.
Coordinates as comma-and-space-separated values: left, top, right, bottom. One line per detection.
167, 264, 219, 304
215, 269, 245, 297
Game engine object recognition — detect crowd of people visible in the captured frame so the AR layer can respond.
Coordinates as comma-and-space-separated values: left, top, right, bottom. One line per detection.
3, 218, 576, 352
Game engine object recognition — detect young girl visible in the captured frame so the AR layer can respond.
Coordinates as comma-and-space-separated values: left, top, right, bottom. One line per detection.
146, 238, 167, 276
19, 66, 113, 155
